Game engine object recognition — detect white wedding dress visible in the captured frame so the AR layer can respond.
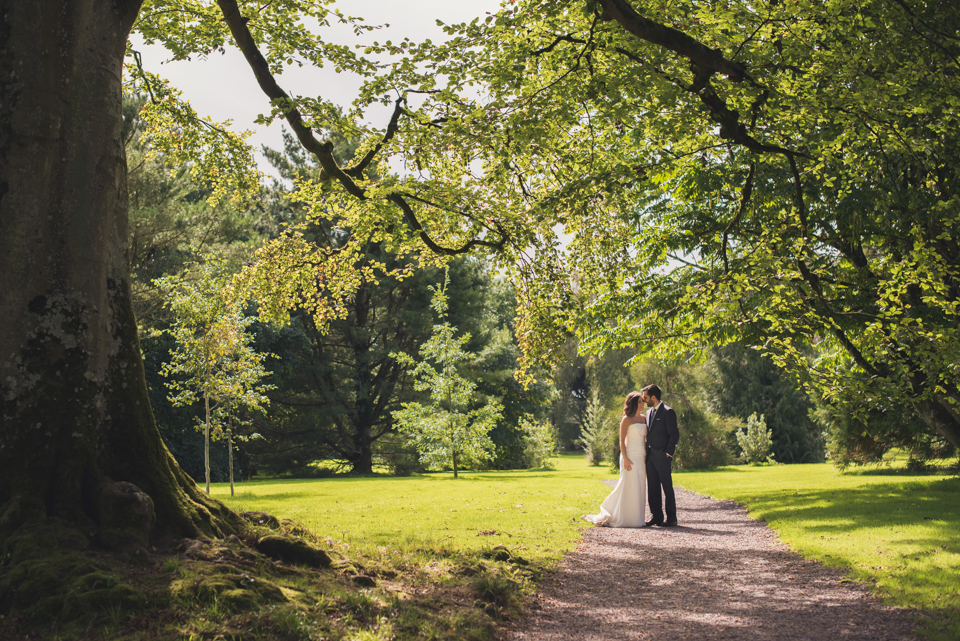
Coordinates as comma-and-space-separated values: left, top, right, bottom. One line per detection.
583, 422, 647, 527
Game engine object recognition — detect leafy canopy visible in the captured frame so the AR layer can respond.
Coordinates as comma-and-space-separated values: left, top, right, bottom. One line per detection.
130, 0, 960, 456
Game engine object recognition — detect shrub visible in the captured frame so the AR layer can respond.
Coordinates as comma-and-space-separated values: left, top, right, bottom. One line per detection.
736, 413, 776, 464
673, 402, 736, 470
519, 416, 557, 468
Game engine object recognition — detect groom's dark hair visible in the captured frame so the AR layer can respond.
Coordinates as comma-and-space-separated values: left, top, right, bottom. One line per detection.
642, 384, 662, 401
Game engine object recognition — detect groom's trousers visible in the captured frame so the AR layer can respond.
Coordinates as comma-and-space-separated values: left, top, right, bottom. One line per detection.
646, 448, 676, 523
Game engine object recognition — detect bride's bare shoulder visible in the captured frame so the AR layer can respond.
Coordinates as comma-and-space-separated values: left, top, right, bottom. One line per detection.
621, 413, 647, 429
622, 413, 646, 427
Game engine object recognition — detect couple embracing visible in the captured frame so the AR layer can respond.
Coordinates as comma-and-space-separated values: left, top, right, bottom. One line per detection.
583, 385, 680, 528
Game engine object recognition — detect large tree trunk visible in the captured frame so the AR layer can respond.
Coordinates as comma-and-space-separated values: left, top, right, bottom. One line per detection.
0, 0, 236, 540
354, 423, 374, 474
915, 395, 960, 451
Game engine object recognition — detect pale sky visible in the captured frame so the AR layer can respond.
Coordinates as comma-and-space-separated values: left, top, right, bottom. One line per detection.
130, 0, 503, 172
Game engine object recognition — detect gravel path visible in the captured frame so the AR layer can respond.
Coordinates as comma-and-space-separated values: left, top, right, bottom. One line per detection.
501, 484, 917, 641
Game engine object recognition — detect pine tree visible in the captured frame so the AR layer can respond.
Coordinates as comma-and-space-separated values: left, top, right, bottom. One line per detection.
391, 272, 502, 478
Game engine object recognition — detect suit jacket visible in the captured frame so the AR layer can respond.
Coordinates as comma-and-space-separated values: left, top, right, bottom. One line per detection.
646, 403, 679, 457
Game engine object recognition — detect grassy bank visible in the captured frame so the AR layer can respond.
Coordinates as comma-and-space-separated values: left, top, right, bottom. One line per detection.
154, 454, 617, 641
677, 461, 960, 641
1, 455, 616, 641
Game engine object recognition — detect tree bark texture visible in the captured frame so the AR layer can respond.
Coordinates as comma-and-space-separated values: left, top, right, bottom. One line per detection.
915, 395, 960, 451
0, 0, 236, 539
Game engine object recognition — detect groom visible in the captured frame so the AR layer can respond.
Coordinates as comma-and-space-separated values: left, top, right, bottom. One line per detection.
641, 384, 679, 527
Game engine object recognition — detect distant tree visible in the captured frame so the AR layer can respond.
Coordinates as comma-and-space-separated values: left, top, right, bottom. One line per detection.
549, 341, 590, 451
245, 134, 486, 474
708, 344, 825, 463
548, 342, 635, 454
122, 94, 263, 334
116, 96, 272, 484
586, 348, 636, 408
247, 133, 547, 474
577, 390, 609, 466
518, 416, 557, 469
392, 274, 502, 478
466, 277, 557, 469
247, 271, 433, 475
586, 346, 638, 465
156, 259, 272, 493
211, 354, 272, 497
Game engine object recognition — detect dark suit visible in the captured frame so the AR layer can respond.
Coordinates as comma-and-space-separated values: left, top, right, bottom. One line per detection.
645, 402, 679, 524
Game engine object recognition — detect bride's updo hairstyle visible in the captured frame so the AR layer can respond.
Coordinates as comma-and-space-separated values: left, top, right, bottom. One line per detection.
623, 391, 643, 417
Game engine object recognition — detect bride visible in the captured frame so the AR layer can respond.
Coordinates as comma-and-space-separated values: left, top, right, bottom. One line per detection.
583, 391, 647, 527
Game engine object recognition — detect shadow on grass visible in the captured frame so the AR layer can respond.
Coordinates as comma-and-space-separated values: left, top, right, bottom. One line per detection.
746, 476, 959, 528
678, 465, 755, 473
845, 466, 959, 477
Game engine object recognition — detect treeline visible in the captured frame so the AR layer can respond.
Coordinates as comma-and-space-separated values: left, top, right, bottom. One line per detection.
125, 98, 553, 481
124, 95, 951, 479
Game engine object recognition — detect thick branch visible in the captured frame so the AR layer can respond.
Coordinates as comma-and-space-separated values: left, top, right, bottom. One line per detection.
344, 95, 406, 179
605, 2, 805, 157
387, 193, 506, 256
788, 154, 809, 241
531, 33, 588, 56
793, 263, 883, 377
217, 0, 512, 258
597, 0, 748, 81
613, 50, 797, 156
782, 156, 882, 376
696, 85, 798, 155
216, 0, 365, 199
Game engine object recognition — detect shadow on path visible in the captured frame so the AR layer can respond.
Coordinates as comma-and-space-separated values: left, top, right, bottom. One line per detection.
500, 486, 916, 641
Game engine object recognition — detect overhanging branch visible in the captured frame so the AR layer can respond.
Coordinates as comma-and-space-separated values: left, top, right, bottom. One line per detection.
387, 193, 507, 256
344, 95, 406, 179
597, 0, 748, 81
215, 0, 511, 257
216, 0, 365, 199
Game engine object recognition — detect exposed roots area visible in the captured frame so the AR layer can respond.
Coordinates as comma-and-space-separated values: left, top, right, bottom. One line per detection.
0, 512, 538, 640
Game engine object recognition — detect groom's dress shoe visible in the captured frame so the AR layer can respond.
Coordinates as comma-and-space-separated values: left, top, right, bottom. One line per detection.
642, 520, 662, 528
659, 520, 678, 527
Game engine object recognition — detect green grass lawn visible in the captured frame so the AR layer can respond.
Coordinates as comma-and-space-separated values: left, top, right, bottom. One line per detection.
211, 454, 618, 563
208, 454, 959, 640
677, 461, 960, 641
